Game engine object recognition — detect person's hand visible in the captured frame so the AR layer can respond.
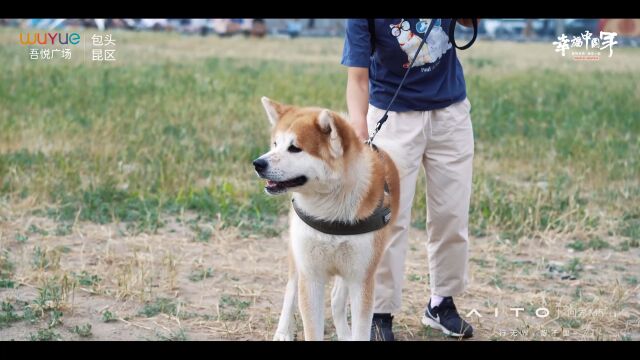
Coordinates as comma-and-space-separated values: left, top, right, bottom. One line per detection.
457, 19, 480, 28
351, 118, 369, 142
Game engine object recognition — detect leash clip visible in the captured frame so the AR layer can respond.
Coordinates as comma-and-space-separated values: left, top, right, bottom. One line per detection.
366, 114, 388, 146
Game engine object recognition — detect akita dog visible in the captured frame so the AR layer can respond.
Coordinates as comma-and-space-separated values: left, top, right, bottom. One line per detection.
253, 97, 401, 341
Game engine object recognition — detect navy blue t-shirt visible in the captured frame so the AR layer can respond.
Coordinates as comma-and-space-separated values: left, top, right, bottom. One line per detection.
341, 18, 467, 112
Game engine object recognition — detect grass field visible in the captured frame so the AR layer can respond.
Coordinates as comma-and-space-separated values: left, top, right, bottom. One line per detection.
0, 28, 639, 341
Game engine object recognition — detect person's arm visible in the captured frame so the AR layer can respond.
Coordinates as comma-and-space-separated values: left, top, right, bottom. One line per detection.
346, 67, 370, 141
340, 19, 373, 141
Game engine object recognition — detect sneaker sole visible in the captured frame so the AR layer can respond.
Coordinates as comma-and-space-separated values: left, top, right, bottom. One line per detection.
421, 315, 471, 338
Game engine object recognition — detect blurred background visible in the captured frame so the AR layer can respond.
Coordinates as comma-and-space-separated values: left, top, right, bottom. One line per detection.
2, 18, 640, 45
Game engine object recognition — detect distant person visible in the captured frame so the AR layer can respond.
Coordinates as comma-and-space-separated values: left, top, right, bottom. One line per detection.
286, 19, 303, 39
212, 19, 230, 36
252, 19, 267, 38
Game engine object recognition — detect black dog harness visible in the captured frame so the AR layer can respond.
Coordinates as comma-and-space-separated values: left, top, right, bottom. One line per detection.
292, 145, 392, 235
292, 195, 390, 236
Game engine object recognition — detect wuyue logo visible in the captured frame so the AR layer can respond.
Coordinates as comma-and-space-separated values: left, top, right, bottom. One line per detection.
19, 32, 81, 45
19, 32, 117, 62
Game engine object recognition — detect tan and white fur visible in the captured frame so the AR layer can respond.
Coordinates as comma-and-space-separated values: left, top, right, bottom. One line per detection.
253, 97, 401, 341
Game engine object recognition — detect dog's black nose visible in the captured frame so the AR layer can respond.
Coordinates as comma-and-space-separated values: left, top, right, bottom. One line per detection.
253, 158, 268, 172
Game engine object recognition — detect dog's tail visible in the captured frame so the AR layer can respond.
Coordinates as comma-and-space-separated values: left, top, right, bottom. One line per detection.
373, 138, 410, 179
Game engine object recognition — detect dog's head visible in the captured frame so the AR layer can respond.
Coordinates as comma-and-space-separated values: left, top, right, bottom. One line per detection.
253, 97, 361, 196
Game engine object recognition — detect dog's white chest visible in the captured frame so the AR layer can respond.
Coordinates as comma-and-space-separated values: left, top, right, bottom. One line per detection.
290, 214, 375, 278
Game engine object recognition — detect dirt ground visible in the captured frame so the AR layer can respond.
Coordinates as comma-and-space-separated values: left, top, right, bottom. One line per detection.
1, 205, 638, 341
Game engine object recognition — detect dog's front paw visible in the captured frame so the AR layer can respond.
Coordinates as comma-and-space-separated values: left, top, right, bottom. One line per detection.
273, 332, 294, 341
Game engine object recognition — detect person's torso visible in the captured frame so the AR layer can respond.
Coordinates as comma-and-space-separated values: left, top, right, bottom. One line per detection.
369, 18, 467, 112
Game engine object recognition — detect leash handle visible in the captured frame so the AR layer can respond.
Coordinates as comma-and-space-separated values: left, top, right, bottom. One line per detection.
366, 18, 435, 146
449, 18, 478, 50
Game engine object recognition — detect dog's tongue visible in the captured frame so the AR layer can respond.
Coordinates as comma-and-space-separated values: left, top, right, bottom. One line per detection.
266, 180, 277, 187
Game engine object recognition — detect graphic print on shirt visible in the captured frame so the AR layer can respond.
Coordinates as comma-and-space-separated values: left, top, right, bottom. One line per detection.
390, 18, 452, 70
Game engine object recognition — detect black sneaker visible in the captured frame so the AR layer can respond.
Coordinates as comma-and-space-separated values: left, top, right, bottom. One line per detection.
421, 297, 473, 338
370, 313, 395, 341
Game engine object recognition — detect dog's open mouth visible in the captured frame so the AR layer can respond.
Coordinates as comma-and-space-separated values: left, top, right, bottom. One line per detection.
265, 176, 307, 194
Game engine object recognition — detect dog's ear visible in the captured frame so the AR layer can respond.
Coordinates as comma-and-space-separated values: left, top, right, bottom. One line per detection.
318, 109, 343, 157
261, 97, 288, 126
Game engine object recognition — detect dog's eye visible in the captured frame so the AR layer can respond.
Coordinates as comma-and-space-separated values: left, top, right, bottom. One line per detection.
273, 141, 277, 147
288, 144, 302, 153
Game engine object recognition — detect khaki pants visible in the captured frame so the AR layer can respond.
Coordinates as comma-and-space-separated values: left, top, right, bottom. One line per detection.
367, 98, 474, 314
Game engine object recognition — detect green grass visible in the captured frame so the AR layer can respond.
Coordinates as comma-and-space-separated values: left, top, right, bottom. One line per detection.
54, 223, 73, 236
31, 246, 61, 271
2, 275, 88, 332
618, 238, 640, 251
0, 301, 22, 328
413, 71, 639, 237
0, 31, 638, 242
74, 271, 101, 287
623, 275, 638, 286
22, 304, 39, 324
619, 211, 640, 241
565, 258, 584, 278
0, 279, 15, 288
557, 317, 582, 329
191, 225, 213, 243
48, 309, 63, 328
15, 233, 28, 243
156, 328, 188, 341
71, 323, 93, 337
587, 236, 610, 250
188, 267, 214, 282
30, 276, 76, 320
138, 298, 182, 318
29, 328, 61, 341
567, 236, 610, 251
218, 294, 251, 321
490, 275, 504, 288
0, 250, 14, 288
102, 310, 117, 323
27, 224, 48, 236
